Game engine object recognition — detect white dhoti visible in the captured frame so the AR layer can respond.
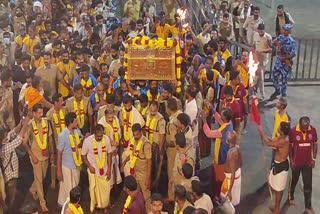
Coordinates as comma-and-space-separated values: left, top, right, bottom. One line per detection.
87, 169, 111, 212
269, 160, 289, 192
58, 165, 80, 206
221, 168, 241, 206
121, 149, 130, 176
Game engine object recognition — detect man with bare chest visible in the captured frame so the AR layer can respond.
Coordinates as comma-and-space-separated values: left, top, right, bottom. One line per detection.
221, 131, 242, 206
257, 122, 290, 214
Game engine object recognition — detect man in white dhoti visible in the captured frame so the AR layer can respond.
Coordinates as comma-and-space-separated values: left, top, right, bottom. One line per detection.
257, 122, 290, 214
57, 112, 83, 207
81, 124, 113, 213
220, 131, 242, 206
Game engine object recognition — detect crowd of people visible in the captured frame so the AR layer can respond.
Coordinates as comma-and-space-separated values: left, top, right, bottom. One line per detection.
0, 0, 317, 214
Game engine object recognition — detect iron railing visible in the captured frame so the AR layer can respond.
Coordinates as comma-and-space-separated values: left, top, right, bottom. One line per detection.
229, 39, 320, 85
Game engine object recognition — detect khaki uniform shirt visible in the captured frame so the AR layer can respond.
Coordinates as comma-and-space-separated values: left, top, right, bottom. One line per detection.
173, 145, 194, 184
25, 118, 53, 161
134, 136, 152, 173
46, 107, 67, 144
34, 64, 63, 100
145, 112, 166, 144
166, 110, 182, 146
65, 97, 93, 129
0, 85, 15, 129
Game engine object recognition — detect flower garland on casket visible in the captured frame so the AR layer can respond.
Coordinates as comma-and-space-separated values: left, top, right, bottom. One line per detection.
123, 36, 182, 93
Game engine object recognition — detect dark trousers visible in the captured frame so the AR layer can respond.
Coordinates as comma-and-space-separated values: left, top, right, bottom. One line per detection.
5, 179, 17, 213
288, 165, 312, 209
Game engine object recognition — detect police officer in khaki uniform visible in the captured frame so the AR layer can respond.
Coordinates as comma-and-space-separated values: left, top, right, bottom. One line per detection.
159, 83, 182, 122
122, 123, 152, 212
23, 104, 54, 212
144, 101, 166, 190
176, 113, 193, 148
46, 93, 66, 189
65, 84, 93, 134
172, 133, 194, 190
165, 98, 183, 200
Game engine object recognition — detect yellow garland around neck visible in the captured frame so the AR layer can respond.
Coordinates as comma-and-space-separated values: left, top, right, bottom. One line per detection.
73, 100, 85, 128
80, 77, 93, 90
137, 103, 148, 117
68, 131, 82, 166
145, 115, 157, 144
111, 118, 119, 142
174, 203, 183, 214
122, 195, 131, 214
95, 92, 106, 104
67, 198, 84, 214
129, 138, 143, 171
52, 109, 65, 135
147, 90, 160, 102
92, 137, 107, 173
32, 119, 48, 151
122, 109, 133, 142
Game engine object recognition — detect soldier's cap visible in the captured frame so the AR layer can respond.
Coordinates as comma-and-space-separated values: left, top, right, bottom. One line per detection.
283, 23, 292, 31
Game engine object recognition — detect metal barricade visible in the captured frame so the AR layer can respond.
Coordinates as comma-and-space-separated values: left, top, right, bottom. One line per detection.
229, 39, 320, 85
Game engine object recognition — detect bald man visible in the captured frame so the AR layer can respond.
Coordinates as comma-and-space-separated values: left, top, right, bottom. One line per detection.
221, 131, 242, 206
89, 82, 107, 123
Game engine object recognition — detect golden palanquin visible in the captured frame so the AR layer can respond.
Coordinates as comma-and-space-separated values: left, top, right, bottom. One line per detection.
127, 46, 176, 80
124, 36, 182, 92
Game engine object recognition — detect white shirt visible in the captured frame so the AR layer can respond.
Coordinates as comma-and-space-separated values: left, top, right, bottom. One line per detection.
184, 99, 198, 137
194, 193, 214, 214
98, 116, 122, 151
81, 135, 112, 177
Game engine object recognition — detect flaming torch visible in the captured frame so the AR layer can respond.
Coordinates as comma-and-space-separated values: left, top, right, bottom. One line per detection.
177, 8, 188, 28
248, 51, 259, 88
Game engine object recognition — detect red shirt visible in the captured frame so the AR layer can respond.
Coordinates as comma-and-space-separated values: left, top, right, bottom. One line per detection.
289, 124, 318, 166
221, 97, 241, 123
220, 82, 248, 120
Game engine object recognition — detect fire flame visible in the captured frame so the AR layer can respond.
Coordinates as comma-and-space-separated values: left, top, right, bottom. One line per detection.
248, 51, 259, 87
177, 8, 187, 20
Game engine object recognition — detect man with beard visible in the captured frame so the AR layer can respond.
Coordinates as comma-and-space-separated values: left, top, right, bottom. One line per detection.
31, 44, 44, 69
93, 14, 107, 42
73, 64, 97, 97
51, 40, 62, 64
38, 30, 49, 51
233, 50, 249, 89
275, 5, 295, 36
65, 84, 94, 134
220, 70, 248, 136
218, 37, 233, 80
155, 11, 171, 39
108, 46, 125, 78
219, 85, 241, 141
100, 72, 113, 94
159, 82, 182, 122
12, 6, 27, 35
15, 24, 27, 50
57, 49, 77, 99
243, 6, 264, 46
119, 95, 145, 176
35, 51, 70, 101
147, 80, 161, 102
78, 14, 93, 41
56, 112, 83, 207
